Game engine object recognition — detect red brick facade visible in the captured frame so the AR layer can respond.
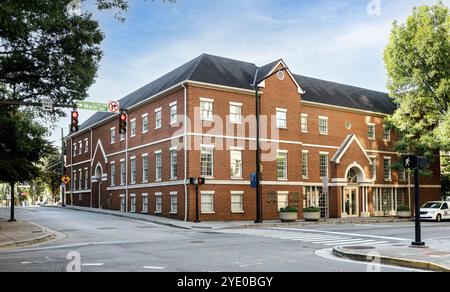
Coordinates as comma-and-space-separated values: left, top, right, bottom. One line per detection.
64, 60, 442, 222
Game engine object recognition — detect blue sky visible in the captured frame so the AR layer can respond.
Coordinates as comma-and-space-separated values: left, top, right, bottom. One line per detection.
50, 0, 447, 144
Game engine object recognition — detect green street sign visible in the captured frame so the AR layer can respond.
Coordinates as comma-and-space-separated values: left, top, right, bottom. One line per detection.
76, 101, 108, 112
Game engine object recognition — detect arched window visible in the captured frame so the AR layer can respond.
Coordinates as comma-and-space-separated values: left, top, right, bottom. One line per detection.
347, 168, 358, 183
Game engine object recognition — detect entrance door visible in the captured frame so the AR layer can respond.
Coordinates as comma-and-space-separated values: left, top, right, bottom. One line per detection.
343, 187, 359, 217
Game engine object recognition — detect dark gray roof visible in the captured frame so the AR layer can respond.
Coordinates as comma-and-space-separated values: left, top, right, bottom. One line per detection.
77, 54, 395, 133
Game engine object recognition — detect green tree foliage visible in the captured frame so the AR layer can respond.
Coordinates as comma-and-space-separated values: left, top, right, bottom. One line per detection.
94, 0, 175, 21
384, 2, 450, 156
0, 0, 104, 116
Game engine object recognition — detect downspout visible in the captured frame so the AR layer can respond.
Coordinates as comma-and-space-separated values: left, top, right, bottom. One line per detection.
183, 83, 189, 222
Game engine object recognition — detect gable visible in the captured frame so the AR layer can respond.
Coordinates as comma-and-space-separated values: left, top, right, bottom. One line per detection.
332, 134, 372, 165
91, 139, 108, 167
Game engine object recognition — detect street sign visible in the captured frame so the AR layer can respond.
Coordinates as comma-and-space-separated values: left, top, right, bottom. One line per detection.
61, 175, 71, 185
76, 101, 109, 112
403, 155, 429, 170
251, 173, 257, 188
6, 195, 11, 200
108, 101, 120, 113
41, 98, 53, 112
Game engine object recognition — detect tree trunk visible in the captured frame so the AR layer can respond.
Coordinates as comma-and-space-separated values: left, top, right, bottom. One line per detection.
9, 182, 16, 222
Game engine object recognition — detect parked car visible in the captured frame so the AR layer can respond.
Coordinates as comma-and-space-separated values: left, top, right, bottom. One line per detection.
420, 201, 450, 222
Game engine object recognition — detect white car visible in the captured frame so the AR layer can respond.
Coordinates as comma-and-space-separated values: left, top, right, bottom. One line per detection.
420, 201, 450, 222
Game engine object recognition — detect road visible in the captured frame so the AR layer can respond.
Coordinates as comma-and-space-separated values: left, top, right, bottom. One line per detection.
1, 207, 448, 272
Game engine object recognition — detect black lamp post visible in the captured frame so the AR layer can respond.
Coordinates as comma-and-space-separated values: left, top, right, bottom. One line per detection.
254, 67, 289, 223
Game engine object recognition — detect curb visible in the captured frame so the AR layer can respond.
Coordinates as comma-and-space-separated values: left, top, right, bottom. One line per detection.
332, 246, 450, 272
0, 223, 58, 250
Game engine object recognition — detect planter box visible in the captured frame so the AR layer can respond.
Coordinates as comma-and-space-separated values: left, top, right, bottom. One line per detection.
280, 212, 298, 222
304, 212, 321, 221
397, 211, 412, 218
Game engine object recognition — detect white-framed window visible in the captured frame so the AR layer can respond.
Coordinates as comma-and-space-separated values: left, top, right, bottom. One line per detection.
72, 170, 77, 190
201, 145, 214, 178
84, 139, 89, 153
277, 192, 289, 211
200, 99, 214, 121
110, 127, 116, 144
130, 194, 136, 213
120, 132, 125, 141
155, 151, 162, 181
276, 108, 287, 129
383, 126, 391, 141
84, 168, 89, 190
155, 192, 162, 214
170, 148, 177, 180
170, 102, 177, 124
277, 151, 288, 180
230, 102, 242, 124
370, 157, 377, 180
384, 157, 392, 181
120, 160, 126, 185
302, 151, 309, 179
73, 143, 77, 157
78, 193, 82, 201
170, 192, 178, 214
399, 169, 406, 181
142, 154, 149, 183
230, 149, 243, 179
231, 191, 244, 213
319, 153, 329, 178
130, 157, 136, 184
110, 162, 116, 186
301, 114, 308, 133
319, 116, 329, 135
120, 195, 125, 212
78, 141, 82, 155
142, 114, 149, 133
130, 119, 137, 137
368, 123, 376, 140
142, 194, 149, 213
201, 191, 215, 214
78, 169, 82, 190
155, 108, 162, 129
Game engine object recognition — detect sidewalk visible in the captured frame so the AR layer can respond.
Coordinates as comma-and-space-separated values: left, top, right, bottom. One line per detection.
45, 205, 412, 230
0, 218, 57, 249
333, 239, 450, 272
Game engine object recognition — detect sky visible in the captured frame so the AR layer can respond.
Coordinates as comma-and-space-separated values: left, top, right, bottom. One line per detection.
50, 0, 448, 145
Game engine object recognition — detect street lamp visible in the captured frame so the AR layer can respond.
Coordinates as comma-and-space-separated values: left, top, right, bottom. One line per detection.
254, 66, 289, 223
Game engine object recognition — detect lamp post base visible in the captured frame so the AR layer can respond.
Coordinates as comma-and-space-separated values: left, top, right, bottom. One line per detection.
411, 241, 426, 247
8, 219, 16, 222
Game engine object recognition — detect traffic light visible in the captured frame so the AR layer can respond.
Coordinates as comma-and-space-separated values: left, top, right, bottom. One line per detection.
189, 177, 196, 185
197, 177, 205, 185
71, 111, 79, 133
119, 111, 127, 134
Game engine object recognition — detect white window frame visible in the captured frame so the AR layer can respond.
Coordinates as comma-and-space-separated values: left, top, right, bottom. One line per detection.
130, 194, 136, 213
73, 143, 77, 157
231, 191, 244, 213
383, 126, 391, 142
200, 145, 214, 178
301, 114, 308, 133
84, 139, 89, 153
277, 191, 289, 211
155, 150, 162, 182
200, 98, 214, 121
142, 113, 149, 134
78, 169, 82, 190
302, 150, 309, 179
368, 123, 376, 140
201, 191, 215, 214
120, 194, 126, 212
72, 170, 77, 190
369, 156, 377, 181
384, 157, 392, 181
110, 162, 116, 187
170, 147, 178, 180
155, 108, 162, 129
319, 116, 329, 135
78, 141, 82, 155
130, 156, 136, 185
170, 102, 178, 125
229, 102, 243, 124
319, 152, 329, 178
276, 108, 288, 129
120, 159, 126, 186
110, 127, 116, 144
130, 118, 137, 137
142, 153, 149, 183
84, 168, 89, 190
277, 150, 288, 180
170, 191, 178, 214
230, 148, 243, 179
155, 192, 162, 214
142, 193, 149, 213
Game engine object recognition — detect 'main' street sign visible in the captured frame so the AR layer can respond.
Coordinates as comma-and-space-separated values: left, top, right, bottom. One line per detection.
76, 101, 109, 112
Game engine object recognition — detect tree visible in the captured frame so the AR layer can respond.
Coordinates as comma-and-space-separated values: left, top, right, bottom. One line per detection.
94, 0, 175, 22
0, 107, 54, 220
384, 2, 450, 157
0, 1, 104, 117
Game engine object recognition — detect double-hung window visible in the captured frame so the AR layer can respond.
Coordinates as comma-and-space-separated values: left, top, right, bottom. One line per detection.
319, 153, 329, 178
155, 108, 162, 129
370, 157, 377, 180
200, 146, 214, 178
276, 108, 287, 129
170, 102, 177, 124
170, 192, 178, 214
230, 103, 242, 124
142, 154, 149, 183
130, 119, 137, 137
384, 157, 392, 181
155, 151, 162, 181
277, 151, 288, 180
230, 149, 243, 179
319, 117, 328, 135
383, 126, 391, 141
170, 148, 177, 180
142, 114, 149, 133
142, 194, 149, 213
155, 192, 162, 214
231, 191, 244, 213
301, 114, 308, 133
110, 162, 116, 186
130, 157, 136, 184
120, 160, 126, 185
201, 191, 214, 214
302, 151, 309, 179
200, 99, 214, 121
130, 194, 136, 213
368, 123, 376, 140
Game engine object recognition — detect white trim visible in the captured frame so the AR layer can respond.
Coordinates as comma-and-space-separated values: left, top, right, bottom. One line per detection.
71, 190, 91, 194
169, 146, 178, 151
344, 162, 367, 182
264, 59, 305, 94
154, 150, 162, 154
142, 193, 149, 197
230, 191, 244, 195
142, 153, 148, 157
91, 139, 108, 166
366, 150, 399, 155
66, 159, 91, 168
230, 146, 244, 151
301, 100, 389, 117
169, 101, 177, 107
107, 180, 186, 191
200, 144, 215, 149
277, 149, 288, 153
277, 191, 289, 195
230, 101, 243, 107
201, 191, 215, 195
276, 108, 288, 113
319, 151, 330, 155
318, 116, 329, 120
333, 135, 373, 165
154, 107, 162, 113
142, 113, 148, 118
200, 97, 214, 103
130, 193, 136, 197
120, 158, 125, 162
302, 150, 310, 153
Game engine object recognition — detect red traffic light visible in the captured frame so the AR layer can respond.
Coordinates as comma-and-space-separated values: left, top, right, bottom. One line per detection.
71, 111, 79, 119
120, 113, 127, 121
197, 177, 205, 185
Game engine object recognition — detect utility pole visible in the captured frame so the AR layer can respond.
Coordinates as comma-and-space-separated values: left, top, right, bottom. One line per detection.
61, 128, 66, 207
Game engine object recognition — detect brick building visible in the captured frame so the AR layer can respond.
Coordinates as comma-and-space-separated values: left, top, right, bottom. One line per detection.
64, 54, 441, 221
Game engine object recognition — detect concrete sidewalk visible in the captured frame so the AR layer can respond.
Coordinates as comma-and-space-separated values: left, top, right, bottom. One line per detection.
333, 239, 450, 272
45, 205, 412, 230
0, 217, 57, 249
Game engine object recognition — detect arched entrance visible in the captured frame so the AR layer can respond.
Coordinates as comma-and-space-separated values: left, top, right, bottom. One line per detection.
342, 166, 365, 218
93, 163, 103, 209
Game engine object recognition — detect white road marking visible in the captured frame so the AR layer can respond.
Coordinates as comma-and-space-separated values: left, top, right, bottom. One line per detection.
82, 263, 104, 266
273, 227, 408, 241
325, 240, 377, 246
142, 266, 166, 270
20, 262, 32, 265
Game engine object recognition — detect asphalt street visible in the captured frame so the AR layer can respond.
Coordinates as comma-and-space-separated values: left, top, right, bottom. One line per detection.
1, 207, 448, 272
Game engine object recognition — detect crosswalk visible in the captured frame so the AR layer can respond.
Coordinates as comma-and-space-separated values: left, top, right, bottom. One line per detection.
223, 228, 405, 247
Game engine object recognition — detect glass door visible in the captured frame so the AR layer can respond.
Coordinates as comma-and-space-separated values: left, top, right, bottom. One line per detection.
343, 187, 359, 217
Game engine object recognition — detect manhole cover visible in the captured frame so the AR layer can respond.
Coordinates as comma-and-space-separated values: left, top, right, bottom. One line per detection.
97, 227, 118, 230
190, 241, 205, 244
31, 230, 43, 233
342, 246, 375, 250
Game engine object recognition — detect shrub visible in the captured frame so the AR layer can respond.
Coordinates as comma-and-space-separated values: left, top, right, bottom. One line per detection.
397, 205, 410, 212
280, 206, 298, 213
303, 206, 320, 213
